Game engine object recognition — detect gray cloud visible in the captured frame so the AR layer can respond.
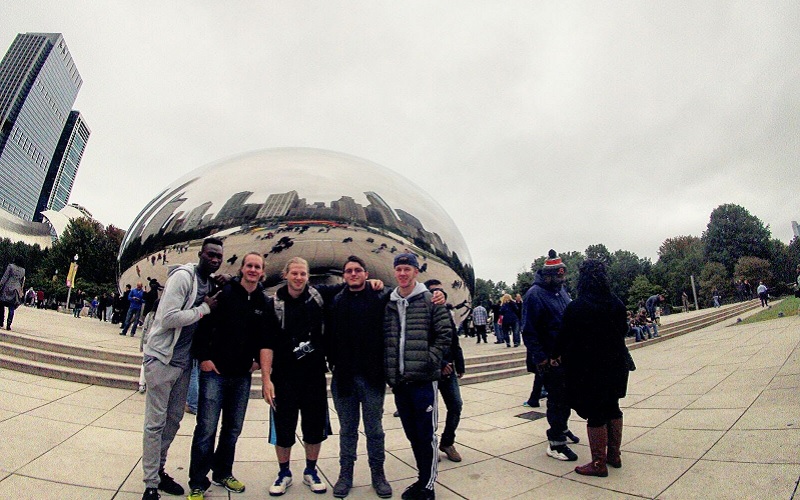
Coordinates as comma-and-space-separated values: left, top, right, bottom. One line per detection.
2, 1, 797, 285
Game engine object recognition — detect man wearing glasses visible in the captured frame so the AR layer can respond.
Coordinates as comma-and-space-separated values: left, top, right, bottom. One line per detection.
326, 256, 446, 498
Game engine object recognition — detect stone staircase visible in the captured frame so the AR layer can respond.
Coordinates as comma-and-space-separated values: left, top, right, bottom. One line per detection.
0, 300, 764, 395
457, 299, 764, 385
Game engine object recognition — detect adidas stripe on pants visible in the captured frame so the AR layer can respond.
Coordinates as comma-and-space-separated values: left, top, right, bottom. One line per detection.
393, 380, 439, 490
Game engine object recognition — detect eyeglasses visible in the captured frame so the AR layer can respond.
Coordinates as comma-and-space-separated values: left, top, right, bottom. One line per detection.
344, 268, 365, 275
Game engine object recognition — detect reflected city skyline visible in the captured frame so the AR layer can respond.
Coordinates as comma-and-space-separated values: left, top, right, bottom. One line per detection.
118, 148, 474, 317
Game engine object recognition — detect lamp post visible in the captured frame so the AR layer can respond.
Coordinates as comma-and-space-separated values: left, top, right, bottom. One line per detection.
65, 254, 79, 312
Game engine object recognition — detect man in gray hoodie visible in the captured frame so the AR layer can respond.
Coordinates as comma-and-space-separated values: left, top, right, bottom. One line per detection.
141, 238, 222, 500
383, 253, 452, 500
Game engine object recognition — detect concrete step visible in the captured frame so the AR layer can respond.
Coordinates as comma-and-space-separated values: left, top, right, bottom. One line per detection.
0, 330, 141, 365
0, 353, 140, 390
628, 300, 761, 350
0, 342, 141, 377
0, 300, 766, 394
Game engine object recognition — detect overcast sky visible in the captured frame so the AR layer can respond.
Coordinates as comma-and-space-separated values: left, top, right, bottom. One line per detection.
3, 1, 798, 284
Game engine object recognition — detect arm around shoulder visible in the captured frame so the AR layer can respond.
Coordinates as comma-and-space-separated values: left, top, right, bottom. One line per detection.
159, 269, 210, 329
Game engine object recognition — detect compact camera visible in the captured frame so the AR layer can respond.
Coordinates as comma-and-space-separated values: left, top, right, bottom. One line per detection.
293, 341, 315, 360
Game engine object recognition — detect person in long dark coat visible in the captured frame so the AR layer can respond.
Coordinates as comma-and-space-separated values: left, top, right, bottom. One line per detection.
554, 259, 629, 477
0, 258, 26, 330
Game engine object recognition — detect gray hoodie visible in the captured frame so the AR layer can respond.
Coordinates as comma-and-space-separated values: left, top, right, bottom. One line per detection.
142, 263, 211, 365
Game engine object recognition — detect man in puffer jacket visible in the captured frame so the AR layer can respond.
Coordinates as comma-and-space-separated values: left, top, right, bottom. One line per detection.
384, 253, 453, 500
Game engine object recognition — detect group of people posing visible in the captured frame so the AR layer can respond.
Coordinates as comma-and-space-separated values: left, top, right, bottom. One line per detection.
140, 238, 462, 500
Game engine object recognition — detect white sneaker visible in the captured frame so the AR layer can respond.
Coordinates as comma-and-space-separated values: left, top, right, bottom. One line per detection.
269, 471, 292, 496
303, 469, 327, 494
546, 444, 578, 461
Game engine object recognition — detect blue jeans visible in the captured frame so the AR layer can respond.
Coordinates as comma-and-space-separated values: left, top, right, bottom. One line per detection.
121, 307, 142, 335
438, 372, 462, 447
186, 360, 200, 413
189, 370, 251, 489
0, 303, 17, 328
331, 374, 386, 468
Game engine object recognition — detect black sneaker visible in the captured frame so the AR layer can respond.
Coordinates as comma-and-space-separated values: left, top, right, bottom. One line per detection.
546, 444, 578, 461
142, 487, 160, 500
401, 481, 422, 500
158, 469, 185, 496
564, 430, 580, 444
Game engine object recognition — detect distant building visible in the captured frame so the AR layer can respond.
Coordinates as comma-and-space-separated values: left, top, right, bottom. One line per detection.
181, 201, 213, 231
0, 33, 88, 222
34, 110, 90, 221
792, 221, 799, 239
215, 191, 253, 221
257, 190, 299, 219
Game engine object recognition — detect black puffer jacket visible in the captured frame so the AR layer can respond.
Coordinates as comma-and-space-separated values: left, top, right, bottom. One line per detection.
383, 287, 453, 386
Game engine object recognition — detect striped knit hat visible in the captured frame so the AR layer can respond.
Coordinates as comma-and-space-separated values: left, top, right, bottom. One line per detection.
541, 249, 566, 275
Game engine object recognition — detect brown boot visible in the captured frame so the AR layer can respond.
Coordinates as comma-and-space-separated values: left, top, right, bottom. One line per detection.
575, 425, 608, 477
607, 417, 623, 468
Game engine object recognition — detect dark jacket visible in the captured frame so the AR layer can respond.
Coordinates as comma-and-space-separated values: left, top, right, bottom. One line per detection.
499, 302, 519, 326
521, 271, 572, 367
264, 285, 326, 380
325, 285, 390, 388
0, 263, 25, 305
383, 287, 453, 386
441, 306, 465, 375
554, 292, 629, 419
192, 278, 270, 377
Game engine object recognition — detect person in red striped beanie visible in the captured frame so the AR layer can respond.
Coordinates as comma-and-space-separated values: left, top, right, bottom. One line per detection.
520, 249, 580, 462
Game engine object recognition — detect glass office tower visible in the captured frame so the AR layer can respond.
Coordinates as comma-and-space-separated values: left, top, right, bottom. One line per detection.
35, 110, 91, 220
0, 32, 85, 221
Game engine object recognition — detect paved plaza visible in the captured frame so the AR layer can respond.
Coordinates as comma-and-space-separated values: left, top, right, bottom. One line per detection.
0, 305, 798, 499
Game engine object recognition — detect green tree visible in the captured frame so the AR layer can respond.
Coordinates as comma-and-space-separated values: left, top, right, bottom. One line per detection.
767, 239, 794, 287
585, 243, 611, 265
702, 204, 771, 274
607, 250, 650, 305
627, 275, 663, 310
38, 218, 123, 293
473, 278, 494, 306
651, 235, 704, 301
733, 256, 772, 290
0, 238, 48, 277
789, 236, 800, 268
512, 270, 535, 297
699, 262, 730, 306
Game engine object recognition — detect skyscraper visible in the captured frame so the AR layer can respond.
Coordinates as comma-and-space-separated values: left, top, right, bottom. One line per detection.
0, 32, 88, 221
34, 110, 90, 221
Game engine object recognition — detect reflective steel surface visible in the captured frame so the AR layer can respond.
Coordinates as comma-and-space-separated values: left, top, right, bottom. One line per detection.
118, 148, 473, 319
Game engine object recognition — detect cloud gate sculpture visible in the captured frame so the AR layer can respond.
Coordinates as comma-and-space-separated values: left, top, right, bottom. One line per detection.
118, 148, 474, 321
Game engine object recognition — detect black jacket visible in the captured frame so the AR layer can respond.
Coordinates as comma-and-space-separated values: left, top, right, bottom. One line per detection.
264, 285, 326, 380
555, 292, 629, 419
325, 286, 391, 389
192, 278, 267, 376
192, 278, 270, 377
383, 288, 453, 386
521, 271, 572, 366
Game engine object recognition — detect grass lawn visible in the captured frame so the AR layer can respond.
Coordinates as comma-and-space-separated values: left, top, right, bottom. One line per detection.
736, 296, 799, 325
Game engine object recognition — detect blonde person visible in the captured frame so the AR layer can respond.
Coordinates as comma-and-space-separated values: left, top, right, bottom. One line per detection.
499, 294, 520, 347
261, 257, 329, 496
